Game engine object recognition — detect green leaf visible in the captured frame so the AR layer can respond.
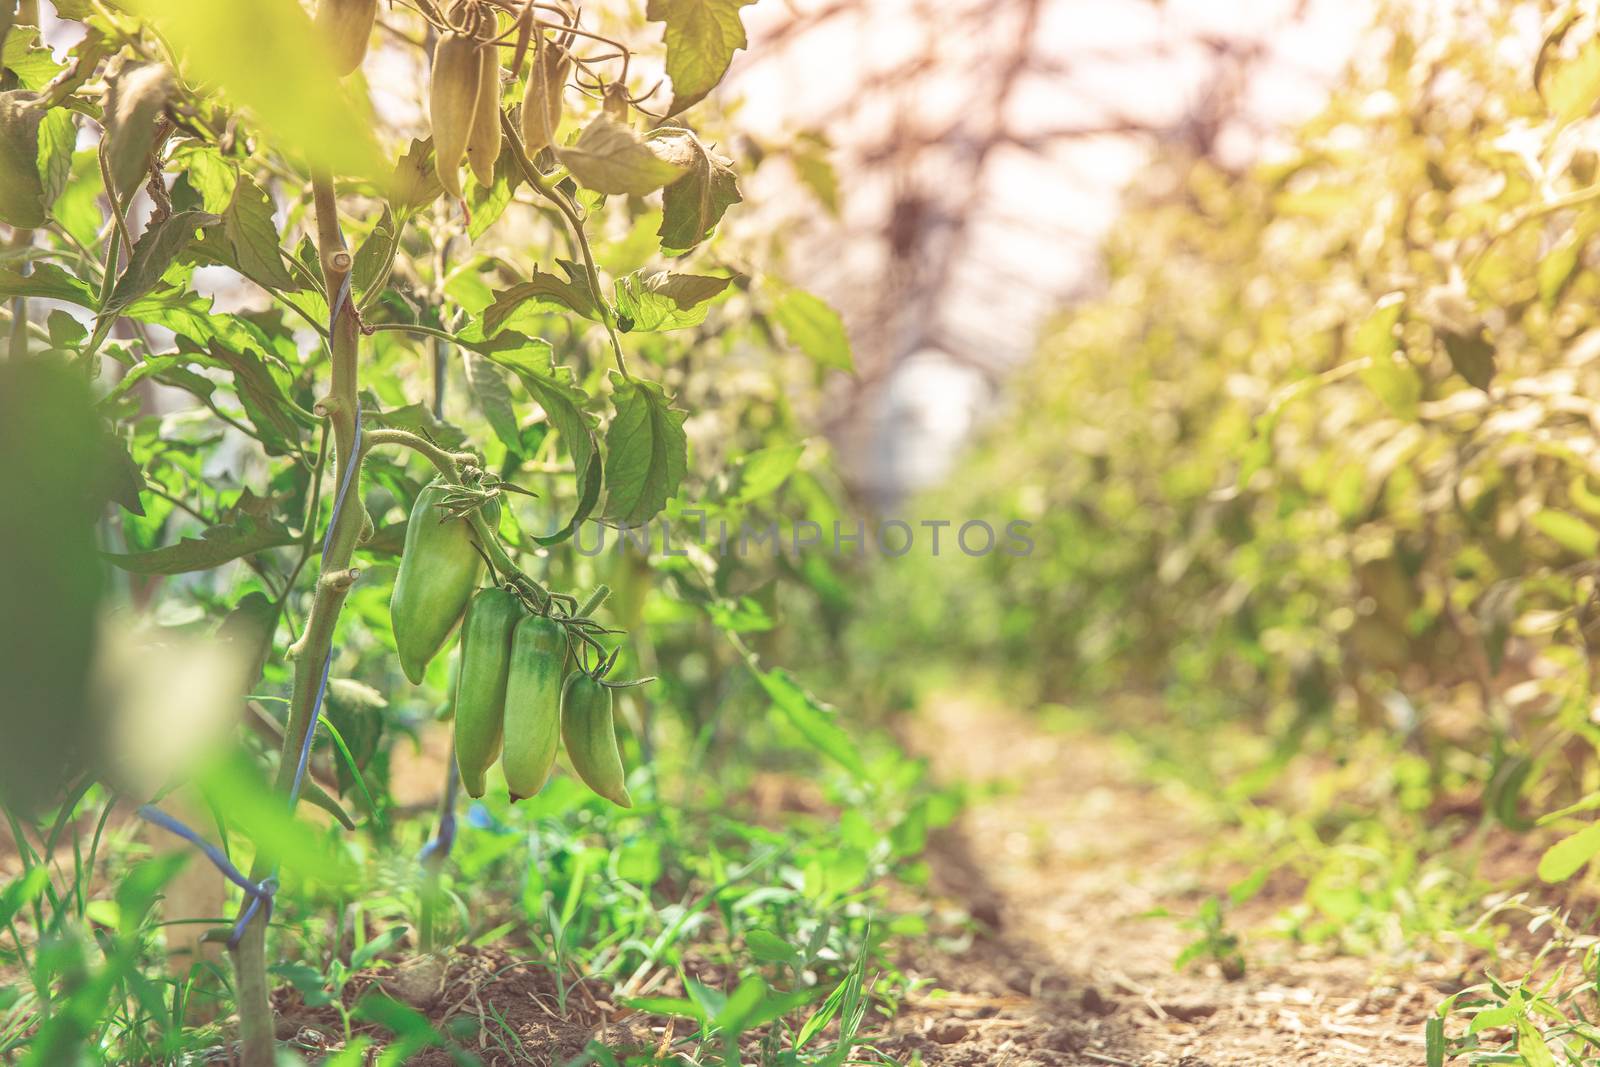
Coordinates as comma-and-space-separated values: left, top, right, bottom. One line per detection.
1538, 822, 1600, 882
359, 392, 469, 452
350, 926, 409, 972
200, 339, 312, 456
613, 270, 730, 332
603, 371, 687, 526
104, 512, 297, 575
0, 92, 51, 227
466, 139, 520, 240
1440, 326, 1494, 391
744, 929, 799, 966
2, 28, 62, 91
653, 129, 742, 254
216, 173, 297, 291
104, 64, 172, 196
35, 106, 73, 217
103, 211, 221, 318
757, 667, 868, 778
0, 263, 95, 306
1532, 509, 1600, 556
351, 204, 397, 307
791, 133, 839, 215
730, 444, 804, 503
646, 0, 757, 115
391, 138, 443, 216
128, 0, 385, 182
482, 261, 600, 335
171, 143, 237, 213
772, 288, 852, 371
556, 115, 690, 197
466, 351, 523, 456
479, 339, 602, 544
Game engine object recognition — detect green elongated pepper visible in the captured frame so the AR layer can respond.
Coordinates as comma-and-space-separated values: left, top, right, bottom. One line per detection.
501, 615, 565, 801
390, 483, 497, 685
561, 672, 631, 807
453, 587, 520, 797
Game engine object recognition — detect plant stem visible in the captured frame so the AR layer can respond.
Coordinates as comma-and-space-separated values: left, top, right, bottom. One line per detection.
229, 173, 366, 1067
498, 111, 631, 378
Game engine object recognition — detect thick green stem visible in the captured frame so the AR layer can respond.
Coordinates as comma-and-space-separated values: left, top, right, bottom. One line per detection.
230, 174, 365, 1067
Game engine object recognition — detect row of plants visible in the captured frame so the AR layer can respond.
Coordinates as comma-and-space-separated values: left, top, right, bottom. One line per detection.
0, 0, 943, 1063
866, 0, 1600, 1060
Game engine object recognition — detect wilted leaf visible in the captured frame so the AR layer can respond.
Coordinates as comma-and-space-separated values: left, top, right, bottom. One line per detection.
556, 115, 689, 197
653, 128, 741, 254
482, 261, 601, 335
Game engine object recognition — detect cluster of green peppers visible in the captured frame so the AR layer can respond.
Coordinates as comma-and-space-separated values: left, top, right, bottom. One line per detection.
389, 482, 631, 806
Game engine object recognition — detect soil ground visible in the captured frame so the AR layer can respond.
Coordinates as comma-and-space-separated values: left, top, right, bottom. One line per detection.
878, 694, 1443, 1067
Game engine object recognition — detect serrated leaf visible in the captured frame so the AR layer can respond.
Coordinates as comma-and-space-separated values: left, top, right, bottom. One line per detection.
0, 263, 95, 305
198, 173, 297, 291
171, 143, 236, 213
103, 210, 220, 318
466, 352, 523, 456
613, 270, 729, 332
2, 28, 62, 90
482, 260, 600, 335
556, 115, 689, 197
105, 513, 297, 575
351, 204, 397, 306
466, 140, 520, 240
201, 339, 311, 456
36, 106, 73, 217
602, 371, 686, 526
646, 0, 756, 115
105, 64, 172, 196
652, 129, 741, 254
359, 392, 469, 452
773, 288, 852, 371
391, 138, 443, 215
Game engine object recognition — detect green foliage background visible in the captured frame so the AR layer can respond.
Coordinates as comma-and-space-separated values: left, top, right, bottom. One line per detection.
877, 0, 1600, 934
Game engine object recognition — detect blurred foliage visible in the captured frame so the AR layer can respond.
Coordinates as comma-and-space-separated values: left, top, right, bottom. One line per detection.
874, 0, 1600, 945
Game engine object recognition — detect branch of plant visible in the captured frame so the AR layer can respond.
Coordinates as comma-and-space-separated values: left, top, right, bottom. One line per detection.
230, 172, 365, 1067
499, 112, 631, 378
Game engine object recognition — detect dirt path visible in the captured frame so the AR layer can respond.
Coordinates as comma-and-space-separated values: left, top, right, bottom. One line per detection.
881, 695, 1439, 1067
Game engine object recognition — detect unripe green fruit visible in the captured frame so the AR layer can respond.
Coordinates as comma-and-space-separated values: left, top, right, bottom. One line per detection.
390, 483, 491, 685
315, 0, 377, 77
453, 587, 521, 797
500, 616, 564, 801
430, 32, 482, 199
466, 38, 503, 188
561, 672, 631, 807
